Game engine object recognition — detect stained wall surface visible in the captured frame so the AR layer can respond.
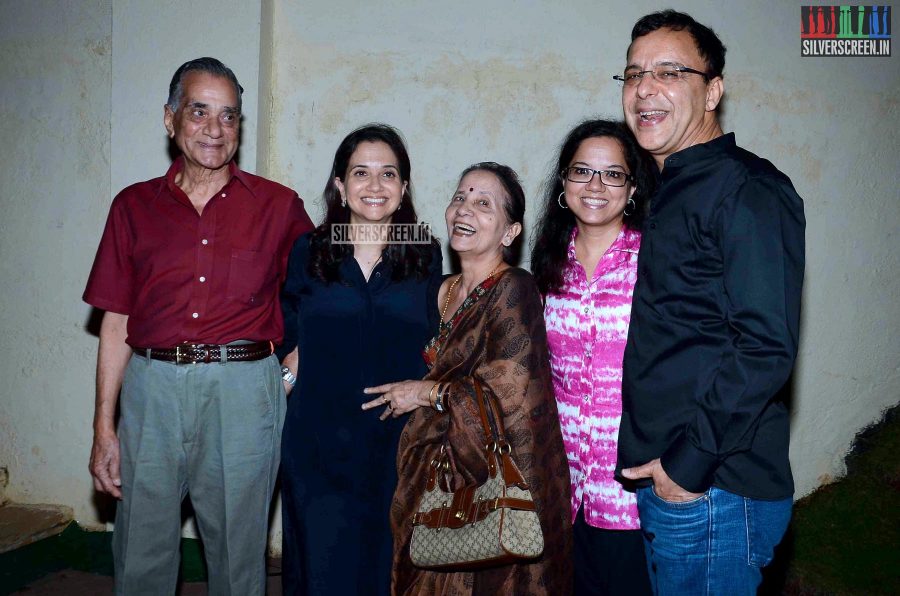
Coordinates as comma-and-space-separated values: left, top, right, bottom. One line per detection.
265, 0, 900, 499
0, 0, 897, 556
0, 0, 113, 527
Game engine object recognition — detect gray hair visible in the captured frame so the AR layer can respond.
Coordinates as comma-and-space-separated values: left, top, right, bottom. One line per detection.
166, 57, 243, 112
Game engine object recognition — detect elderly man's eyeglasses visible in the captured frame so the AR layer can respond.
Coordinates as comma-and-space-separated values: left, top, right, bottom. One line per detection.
562, 167, 633, 187
613, 64, 711, 86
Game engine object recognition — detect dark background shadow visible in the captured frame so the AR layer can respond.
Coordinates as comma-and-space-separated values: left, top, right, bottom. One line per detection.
83, 307, 103, 338
759, 523, 794, 595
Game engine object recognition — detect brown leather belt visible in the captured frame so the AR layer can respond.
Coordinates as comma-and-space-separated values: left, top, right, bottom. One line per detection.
133, 341, 273, 364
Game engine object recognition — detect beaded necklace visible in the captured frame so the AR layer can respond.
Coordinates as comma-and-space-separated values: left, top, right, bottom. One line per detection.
439, 263, 503, 323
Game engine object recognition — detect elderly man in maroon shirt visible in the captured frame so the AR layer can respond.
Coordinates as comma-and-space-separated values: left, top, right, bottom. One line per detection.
83, 57, 312, 595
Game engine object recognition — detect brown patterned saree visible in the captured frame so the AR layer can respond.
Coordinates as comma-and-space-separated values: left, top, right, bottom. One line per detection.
391, 268, 573, 595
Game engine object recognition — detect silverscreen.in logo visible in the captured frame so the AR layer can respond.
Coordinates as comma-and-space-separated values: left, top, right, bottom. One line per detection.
801, 5, 891, 56
331, 223, 432, 245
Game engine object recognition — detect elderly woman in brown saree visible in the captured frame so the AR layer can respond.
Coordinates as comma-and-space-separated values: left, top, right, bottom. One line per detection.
362, 162, 573, 595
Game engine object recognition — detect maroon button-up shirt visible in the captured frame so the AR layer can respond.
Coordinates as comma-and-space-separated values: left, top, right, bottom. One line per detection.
83, 158, 313, 348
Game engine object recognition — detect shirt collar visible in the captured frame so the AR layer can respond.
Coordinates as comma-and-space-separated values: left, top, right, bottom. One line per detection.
164, 156, 254, 196
663, 132, 735, 170
566, 224, 640, 264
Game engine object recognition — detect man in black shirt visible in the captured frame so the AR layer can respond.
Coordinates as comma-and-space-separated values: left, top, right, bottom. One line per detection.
614, 10, 805, 595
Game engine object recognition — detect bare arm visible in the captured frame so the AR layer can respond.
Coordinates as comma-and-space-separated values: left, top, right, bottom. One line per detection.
89, 311, 130, 499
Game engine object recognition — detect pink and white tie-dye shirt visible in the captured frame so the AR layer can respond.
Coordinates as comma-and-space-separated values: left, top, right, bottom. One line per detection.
544, 225, 641, 530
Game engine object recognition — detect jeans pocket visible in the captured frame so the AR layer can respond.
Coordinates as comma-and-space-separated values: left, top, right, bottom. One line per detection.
745, 496, 792, 568
650, 485, 709, 507
637, 487, 710, 559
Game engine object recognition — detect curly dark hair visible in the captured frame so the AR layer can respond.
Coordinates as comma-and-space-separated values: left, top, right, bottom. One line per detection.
307, 123, 436, 283
530, 119, 656, 296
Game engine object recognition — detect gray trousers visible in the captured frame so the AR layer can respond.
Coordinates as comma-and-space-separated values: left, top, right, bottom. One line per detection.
112, 352, 285, 595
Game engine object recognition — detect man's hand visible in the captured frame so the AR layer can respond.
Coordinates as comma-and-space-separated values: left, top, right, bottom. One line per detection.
622, 458, 705, 502
89, 428, 122, 499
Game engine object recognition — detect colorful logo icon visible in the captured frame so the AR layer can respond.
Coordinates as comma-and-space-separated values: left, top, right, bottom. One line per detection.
801, 5, 891, 56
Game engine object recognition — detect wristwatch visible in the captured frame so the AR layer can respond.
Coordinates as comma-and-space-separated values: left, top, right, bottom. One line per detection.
281, 366, 297, 387
433, 383, 447, 413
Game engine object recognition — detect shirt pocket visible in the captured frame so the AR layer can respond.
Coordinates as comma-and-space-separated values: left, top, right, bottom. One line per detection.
226, 248, 275, 305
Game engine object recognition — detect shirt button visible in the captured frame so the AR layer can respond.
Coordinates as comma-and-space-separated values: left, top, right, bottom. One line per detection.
201, 239, 209, 245
583, 307, 589, 314
583, 395, 590, 403
650, 223, 657, 230
199, 276, 206, 282
221, 192, 227, 198
375, 272, 381, 278
192, 312, 199, 319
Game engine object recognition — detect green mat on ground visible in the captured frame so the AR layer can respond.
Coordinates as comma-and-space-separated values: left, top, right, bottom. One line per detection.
0, 523, 206, 594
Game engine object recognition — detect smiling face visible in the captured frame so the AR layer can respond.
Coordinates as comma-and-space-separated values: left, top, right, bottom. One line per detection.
562, 136, 636, 233
334, 141, 408, 225
445, 169, 521, 261
622, 27, 723, 167
164, 71, 240, 174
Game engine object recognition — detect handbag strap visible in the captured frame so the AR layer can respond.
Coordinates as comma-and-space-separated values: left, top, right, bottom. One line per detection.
473, 378, 501, 446
472, 379, 528, 489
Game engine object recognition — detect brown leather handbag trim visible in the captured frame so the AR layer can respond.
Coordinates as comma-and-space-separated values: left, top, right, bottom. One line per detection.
411, 496, 537, 529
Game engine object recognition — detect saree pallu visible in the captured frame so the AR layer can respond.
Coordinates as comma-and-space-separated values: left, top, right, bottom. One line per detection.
391, 268, 573, 595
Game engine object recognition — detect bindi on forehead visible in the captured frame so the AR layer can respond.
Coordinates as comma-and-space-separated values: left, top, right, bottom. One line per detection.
469, 187, 474, 192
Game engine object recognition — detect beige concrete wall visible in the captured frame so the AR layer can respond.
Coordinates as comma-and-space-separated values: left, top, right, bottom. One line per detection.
0, 0, 897, 556
266, 0, 900, 500
0, 0, 266, 536
0, 0, 113, 527
110, 0, 262, 189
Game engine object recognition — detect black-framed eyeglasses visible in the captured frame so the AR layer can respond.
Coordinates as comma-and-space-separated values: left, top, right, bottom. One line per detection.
562, 166, 633, 187
613, 63, 711, 86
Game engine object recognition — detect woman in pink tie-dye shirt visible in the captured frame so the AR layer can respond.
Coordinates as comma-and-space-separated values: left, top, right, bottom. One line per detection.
531, 120, 655, 596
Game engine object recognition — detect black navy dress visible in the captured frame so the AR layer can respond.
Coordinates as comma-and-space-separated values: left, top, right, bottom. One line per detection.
278, 232, 441, 596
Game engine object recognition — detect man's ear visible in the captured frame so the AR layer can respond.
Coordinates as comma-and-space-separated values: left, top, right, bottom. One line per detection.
164, 105, 176, 138
706, 77, 724, 112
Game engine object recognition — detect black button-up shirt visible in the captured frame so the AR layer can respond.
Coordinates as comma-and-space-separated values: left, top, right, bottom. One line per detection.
617, 133, 805, 500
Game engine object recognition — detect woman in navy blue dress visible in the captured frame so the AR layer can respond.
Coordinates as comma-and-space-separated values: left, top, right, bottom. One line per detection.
278, 124, 442, 595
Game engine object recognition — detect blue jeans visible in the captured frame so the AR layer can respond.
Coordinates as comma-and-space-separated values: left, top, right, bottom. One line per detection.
636, 486, 791, 596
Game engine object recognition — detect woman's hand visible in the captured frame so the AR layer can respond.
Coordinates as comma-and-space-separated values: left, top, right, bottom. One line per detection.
362, 380, 436, 420
281, 347, 299, 395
